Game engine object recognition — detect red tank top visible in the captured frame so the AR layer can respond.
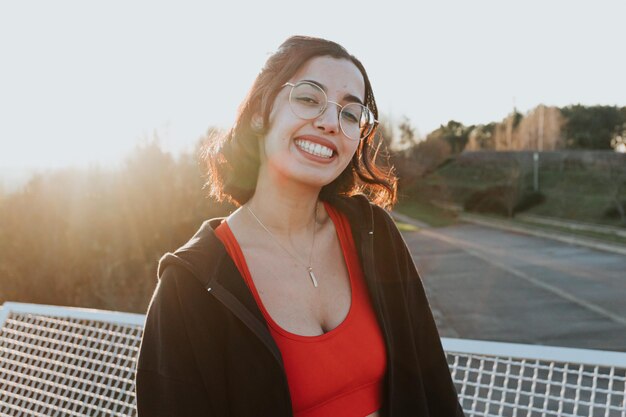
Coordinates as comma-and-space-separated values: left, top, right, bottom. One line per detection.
215, 201, 387, 417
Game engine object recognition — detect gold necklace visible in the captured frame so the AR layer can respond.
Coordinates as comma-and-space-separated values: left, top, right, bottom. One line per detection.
244, 202, 319, 288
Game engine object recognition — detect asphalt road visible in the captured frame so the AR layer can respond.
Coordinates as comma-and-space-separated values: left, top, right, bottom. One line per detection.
397, 218, 626, 352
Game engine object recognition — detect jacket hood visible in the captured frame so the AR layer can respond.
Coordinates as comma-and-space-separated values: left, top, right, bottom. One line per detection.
157, 218, 224, 285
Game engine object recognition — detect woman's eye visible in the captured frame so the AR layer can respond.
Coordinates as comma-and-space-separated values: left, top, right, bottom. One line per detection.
294, 96, 320, 106
342, 111, 359, 123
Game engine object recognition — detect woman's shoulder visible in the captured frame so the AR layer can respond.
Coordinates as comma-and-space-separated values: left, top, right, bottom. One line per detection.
157, 218, 228, 286
145, 250, 227, 338
348, 195, 405, 245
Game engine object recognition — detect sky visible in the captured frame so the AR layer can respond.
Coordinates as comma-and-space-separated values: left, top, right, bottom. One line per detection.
1, 0, 625, 173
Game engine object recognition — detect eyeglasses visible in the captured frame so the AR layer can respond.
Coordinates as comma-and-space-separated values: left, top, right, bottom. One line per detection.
282, 81, 378, 141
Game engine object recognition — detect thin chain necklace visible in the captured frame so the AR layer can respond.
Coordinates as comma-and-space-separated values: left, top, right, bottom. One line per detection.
244, 201, 319, 288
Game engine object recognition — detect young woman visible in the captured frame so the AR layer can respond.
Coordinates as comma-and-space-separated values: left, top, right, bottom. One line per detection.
136, 36, 464, 417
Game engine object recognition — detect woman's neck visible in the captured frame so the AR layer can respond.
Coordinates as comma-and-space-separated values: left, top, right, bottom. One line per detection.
244, 169, 323, 235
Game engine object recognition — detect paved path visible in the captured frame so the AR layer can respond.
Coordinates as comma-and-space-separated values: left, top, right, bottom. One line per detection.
395, 216, 626, 352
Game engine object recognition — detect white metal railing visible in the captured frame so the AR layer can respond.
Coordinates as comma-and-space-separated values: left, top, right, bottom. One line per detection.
1, 302, 625, 417
0, 302, 144, 417
442, 338, 626, 417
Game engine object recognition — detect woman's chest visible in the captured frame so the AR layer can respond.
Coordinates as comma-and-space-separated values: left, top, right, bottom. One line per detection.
245, 245, 353, 336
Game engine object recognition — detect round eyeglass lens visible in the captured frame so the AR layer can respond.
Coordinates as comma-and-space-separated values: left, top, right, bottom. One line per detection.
289, 82, 326, 120
339, 103, 375, 140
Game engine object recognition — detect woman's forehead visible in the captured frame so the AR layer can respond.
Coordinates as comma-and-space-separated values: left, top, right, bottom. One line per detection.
291, 56, 365, 102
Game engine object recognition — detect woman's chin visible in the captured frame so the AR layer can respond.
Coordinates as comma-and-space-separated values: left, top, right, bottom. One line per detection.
269, 167, 336, 191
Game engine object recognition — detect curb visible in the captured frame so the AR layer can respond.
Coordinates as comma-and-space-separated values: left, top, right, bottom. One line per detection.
389, 211, 430, 229
459, 213, 626, 256
515, 213, 626, 239
391, 210, 626, 256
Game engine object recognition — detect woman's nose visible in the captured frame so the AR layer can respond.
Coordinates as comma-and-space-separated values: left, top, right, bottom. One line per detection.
313, 102, 340, 135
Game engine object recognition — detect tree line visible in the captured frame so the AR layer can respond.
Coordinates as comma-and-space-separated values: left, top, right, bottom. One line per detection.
0, 139, 231, 312
384, 104, 626, 188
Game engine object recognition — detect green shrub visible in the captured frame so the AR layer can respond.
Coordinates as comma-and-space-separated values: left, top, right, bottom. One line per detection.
463, 186, 516, 217
514, 191, 546, 214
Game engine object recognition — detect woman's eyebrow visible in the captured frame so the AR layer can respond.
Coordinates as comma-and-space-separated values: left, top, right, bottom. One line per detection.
301, 79, 364, 105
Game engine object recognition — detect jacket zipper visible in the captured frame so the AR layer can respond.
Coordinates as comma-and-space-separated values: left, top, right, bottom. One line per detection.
203, 251, 294, 416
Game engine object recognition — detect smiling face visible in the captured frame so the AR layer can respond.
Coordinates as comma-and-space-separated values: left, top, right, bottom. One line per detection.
257, 56, 366, 190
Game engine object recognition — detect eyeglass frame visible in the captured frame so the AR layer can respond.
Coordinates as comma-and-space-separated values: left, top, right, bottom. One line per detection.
282, 81, 378, 141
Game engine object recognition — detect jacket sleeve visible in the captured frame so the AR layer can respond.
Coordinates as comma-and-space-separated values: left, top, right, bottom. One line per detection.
376, 206, 466, 416
135, 266, 215, 417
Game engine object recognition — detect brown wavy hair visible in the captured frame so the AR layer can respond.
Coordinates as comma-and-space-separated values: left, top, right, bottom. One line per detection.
201, 35, 397, 210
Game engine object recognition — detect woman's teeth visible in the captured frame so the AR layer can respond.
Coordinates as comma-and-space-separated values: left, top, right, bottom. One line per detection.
294, 139, 334, 159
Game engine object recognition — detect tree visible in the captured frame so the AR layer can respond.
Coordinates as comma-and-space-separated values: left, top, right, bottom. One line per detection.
396, 116, 420, 151
610, 122, 626, 153
468, 123, 497, 150
427, 120, 472, 155
560, 105, 626, 149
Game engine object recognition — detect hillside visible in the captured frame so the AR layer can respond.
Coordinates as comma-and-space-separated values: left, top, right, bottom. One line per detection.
407, 150, 626, 227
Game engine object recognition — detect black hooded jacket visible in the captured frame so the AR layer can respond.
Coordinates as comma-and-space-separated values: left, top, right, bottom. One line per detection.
135, 194, 465, 416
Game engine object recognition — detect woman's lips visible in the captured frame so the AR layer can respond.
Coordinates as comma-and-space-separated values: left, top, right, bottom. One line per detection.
295, 135, 338, 153
293, 140, 337, 163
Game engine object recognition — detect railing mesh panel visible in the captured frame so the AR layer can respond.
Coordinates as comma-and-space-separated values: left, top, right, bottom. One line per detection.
2, 308, 626, 417
0, 312, 143, 417
447, 351, 626, 417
